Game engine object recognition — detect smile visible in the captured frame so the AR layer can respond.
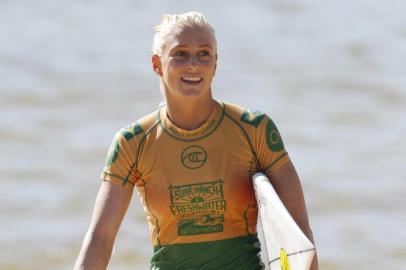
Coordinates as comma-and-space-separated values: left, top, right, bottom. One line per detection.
181, 76, 203, 83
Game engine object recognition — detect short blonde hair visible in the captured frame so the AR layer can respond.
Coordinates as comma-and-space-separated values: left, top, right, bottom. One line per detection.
152, 11, 216, 56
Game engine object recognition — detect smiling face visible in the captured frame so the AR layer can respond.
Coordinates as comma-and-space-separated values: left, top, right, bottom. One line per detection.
152, 25, 217, 100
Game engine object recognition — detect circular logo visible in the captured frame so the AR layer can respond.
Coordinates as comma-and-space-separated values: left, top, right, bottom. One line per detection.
265, 119, 284, 152
181, 145, 207, 169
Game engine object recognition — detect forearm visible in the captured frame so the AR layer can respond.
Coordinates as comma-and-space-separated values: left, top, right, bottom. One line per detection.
310, 251, 319, 270
267, 161, 319, 270
74, 231, 114, 270
74, 182, 133, 270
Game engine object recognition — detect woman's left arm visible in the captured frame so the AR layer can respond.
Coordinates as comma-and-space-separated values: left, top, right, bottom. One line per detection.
266, 160, 319, 270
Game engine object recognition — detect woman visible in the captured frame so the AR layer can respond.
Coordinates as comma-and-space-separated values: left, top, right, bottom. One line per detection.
74, 11, 318, 270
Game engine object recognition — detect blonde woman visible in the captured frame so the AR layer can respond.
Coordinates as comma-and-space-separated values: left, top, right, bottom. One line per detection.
74, 11, 318, 270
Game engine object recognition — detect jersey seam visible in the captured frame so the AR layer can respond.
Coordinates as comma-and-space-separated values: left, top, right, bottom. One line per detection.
140, 177, 162, 247
223, 106, 259, 236
122, 118, 160, 186
243, 209, 250, 235
223, 108, 259, 168
263, 151, 288, 172
102, 171, 135, 186
130, 116, 162, 245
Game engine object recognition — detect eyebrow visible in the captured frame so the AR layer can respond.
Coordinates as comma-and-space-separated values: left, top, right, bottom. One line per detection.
172, 44, 213, 49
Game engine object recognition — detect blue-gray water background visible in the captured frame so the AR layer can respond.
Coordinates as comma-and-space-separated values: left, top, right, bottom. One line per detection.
1, 0, 405, 269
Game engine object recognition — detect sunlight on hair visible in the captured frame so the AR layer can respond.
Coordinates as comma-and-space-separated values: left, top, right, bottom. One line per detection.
152, 11, 216, 56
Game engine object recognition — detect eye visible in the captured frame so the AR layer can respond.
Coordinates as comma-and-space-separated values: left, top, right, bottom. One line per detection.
174, 51, 186, 57
198, 50, 210, 57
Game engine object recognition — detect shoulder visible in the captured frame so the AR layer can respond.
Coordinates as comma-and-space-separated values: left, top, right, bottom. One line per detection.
134, 109, 161, 134
114, 109, 160, 142
222, 101, 268, 130
222, 101, 285, 149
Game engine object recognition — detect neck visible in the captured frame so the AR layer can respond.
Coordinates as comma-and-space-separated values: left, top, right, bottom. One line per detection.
164, 93, 214, 131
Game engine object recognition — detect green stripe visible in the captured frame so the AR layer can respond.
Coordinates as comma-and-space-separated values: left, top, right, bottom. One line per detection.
223, 107, 259, 236
223, 108, 256, 159
124, 118, 162, 245
263, 151, 288, 172
123, 119, 160, 186
102, 172, 134, 186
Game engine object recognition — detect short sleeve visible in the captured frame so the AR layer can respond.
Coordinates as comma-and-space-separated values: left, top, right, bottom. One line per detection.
254, 115, 290, 173
100, 126, 142, 187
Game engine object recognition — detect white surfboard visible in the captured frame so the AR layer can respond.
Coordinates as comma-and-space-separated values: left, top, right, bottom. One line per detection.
253, 172, 315, 270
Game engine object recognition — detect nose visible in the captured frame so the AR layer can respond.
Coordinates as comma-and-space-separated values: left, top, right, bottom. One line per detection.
186, 55, 200, 71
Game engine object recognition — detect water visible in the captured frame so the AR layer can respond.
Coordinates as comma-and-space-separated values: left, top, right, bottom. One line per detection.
1, 0, 405, 269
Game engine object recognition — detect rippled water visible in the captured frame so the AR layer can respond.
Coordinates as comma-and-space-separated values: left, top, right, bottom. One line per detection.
1, 0, 405, 269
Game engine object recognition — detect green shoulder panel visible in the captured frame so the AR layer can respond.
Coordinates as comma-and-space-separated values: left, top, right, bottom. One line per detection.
105, 136, 120, 166
120, 121, 144, 140
240, 109, 266, 128
105, 122, 145, 166
104, 109, 159, 171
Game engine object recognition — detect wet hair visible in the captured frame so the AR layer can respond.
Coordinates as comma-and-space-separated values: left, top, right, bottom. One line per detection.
152, 11, 216, 56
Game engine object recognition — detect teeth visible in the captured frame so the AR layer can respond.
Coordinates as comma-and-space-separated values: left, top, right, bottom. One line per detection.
182, 76, 202, 82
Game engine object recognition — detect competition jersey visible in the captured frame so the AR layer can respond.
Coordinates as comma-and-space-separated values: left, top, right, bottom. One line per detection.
101, 100, 290, 269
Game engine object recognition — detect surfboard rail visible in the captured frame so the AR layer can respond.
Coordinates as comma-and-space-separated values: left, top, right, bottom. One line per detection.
253, 172, 315, 270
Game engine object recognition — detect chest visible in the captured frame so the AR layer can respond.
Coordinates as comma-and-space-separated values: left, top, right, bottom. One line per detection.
138, 128, 254, 183
134, 128, 257, 219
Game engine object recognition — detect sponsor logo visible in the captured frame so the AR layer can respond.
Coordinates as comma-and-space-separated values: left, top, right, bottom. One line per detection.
168, 180, 226, 236
181, 145, 207, 169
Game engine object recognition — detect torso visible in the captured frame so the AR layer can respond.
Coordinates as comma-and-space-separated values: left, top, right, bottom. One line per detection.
102, 100, 289, 269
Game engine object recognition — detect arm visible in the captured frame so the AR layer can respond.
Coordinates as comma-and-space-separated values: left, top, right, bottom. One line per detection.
267, 160, 319, 270
74, 181, 134, 270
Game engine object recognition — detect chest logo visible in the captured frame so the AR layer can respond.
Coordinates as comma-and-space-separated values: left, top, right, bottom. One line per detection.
181, 145, 207, 169
169, 180, 226, 236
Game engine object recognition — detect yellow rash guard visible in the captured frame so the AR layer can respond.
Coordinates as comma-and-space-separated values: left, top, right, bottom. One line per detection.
101, 100, 289, 270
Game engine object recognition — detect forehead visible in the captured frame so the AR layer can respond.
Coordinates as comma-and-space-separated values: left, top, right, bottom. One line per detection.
165, 25, 217, 50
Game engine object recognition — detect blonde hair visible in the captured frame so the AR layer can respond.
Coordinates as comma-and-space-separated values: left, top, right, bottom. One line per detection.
152, 11, 216, 56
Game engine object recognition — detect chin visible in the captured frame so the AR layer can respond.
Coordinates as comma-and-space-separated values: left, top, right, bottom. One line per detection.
179, 88, 206, 98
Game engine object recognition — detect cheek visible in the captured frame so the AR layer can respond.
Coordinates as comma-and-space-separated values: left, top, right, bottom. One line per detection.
167, 61, 185, 73
162, 61, 178, 76
204, 62, 216, 75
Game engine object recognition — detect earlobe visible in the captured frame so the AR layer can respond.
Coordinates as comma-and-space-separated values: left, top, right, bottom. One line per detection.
152, 55, 162, 76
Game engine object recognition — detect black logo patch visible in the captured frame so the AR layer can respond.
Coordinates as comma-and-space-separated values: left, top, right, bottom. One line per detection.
181, 145, 207, 169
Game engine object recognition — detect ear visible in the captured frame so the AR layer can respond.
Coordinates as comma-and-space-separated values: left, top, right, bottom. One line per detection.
152, 55, 163, 76
213, 54, 218, 76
